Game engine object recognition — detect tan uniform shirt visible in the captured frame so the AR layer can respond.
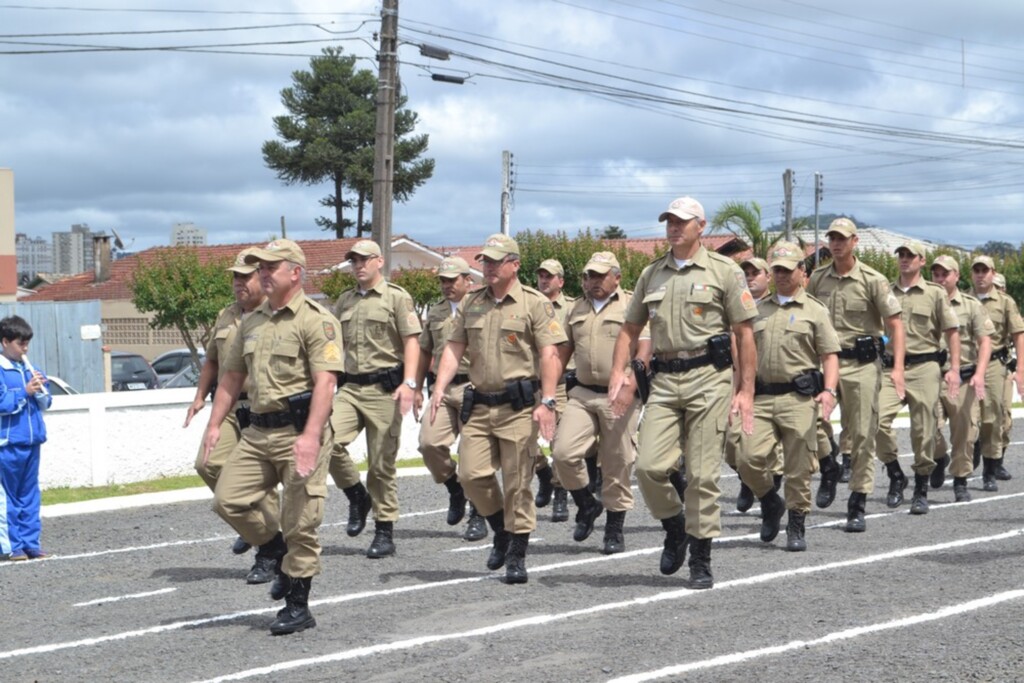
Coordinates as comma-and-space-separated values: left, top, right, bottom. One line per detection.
450, 280, 568, 392
333, 278, 422, 374
753, 289, 841, 383
807, 259, 902, 347
624, 246, 758, 353
420, 299, 471, 375
223, 290, 343, 414
552, 292, 576, 372
944, 291, 993, 366
890, 278, 959, 355
972, 288, 1024, 351
566, 287, 634, 386
206, 301, 253, 395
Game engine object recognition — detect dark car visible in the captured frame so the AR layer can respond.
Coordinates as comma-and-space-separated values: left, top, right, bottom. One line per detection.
151, 348, 205, 386
111, 351, 160, 391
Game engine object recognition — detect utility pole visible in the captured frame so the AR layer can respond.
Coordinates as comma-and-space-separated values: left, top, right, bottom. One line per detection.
371, 0, 398, 275
782, 168, 794, 241
280, 215, 287, 238
500, 150, 512, 235
813, 172, 823, 266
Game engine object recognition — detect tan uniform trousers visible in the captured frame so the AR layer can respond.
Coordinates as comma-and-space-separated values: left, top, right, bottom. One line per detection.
877, 362, 942, 475
725, 426, 782, 475
533, 383, 567, 485
837, 357, 881, 494
979, 362, 1010, 459
817, 417, 836, 458
213, 423, 332, 578
417, 382, 467, 484
328, 383, 403, 523
1002, 369, 1014, 452
736, 393, 820, 513
458, 403, 539, 534
636, 364, 731, 539
551, 386, 638, 511
195, 408, 280, 524
935, 382, 980, 479
839, 424, 852, 454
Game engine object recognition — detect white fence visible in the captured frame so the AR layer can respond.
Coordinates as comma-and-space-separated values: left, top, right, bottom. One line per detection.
40, 389, 421, 490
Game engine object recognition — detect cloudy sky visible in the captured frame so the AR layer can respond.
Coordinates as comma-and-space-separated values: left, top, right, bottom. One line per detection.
3, 0, 1024, 253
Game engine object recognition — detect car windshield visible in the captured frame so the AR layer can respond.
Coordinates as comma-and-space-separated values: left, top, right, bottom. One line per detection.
113, 356, 151, 377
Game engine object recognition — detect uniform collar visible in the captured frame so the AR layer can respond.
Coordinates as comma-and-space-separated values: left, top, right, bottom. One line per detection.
771, 287, 807, 306
662, 245, 710, 270
552, 292, 569, 308
827, 258, 863, 279
261, 289, 307, 316
488, 278, 525, 303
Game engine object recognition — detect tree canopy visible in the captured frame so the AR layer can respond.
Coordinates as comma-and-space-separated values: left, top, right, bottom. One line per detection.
262, 47, 434, 238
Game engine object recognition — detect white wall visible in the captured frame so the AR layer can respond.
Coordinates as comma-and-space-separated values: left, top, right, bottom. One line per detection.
40, 389, 422, 490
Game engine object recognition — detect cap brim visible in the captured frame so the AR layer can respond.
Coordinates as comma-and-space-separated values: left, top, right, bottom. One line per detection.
770, 259, 801, 270
658, 209, 699, 222
826, 229, 854, 238
585, 264, 614, 274
227, 265, 257, 274
243, 248, 284, 264
477, 248, 511, 260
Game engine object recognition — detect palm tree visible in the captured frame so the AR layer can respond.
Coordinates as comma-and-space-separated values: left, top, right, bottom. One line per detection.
709, 200, 782, 259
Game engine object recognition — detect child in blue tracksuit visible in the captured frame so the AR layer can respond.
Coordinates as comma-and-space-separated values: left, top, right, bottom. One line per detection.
0, 315, 52, 561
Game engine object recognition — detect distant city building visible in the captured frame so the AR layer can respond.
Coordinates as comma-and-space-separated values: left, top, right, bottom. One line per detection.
171, 222, 207, 246
52, 223, 100, 276
15, 233, 53, 283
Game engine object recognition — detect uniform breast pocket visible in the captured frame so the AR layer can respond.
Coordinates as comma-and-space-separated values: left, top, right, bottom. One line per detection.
642, 290, 667, 321
272, 340, 301, 369
366, 309, 392, 340
602, 314, 624, 337
337, 310, 356, 340
844, 299, 869, 327
499, 318, 527, 353
464, 317, 486, 348
753, 318, 768, 346
910, 306, 932, 337
429, 320, 447, 346
242, 339, 258, 363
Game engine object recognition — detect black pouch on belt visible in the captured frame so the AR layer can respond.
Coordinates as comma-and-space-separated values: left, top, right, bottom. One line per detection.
707, 333, 733, 370
287, 391, 313, 433
854, 335, 879, 363
793, 369, 825, 396
235, 405, 251, 429
506, 379, 525, 411
460, 386, 475, 424
518, 378, 537, 408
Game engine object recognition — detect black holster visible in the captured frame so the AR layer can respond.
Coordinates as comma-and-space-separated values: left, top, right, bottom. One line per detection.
959, 364, 976, 382
564, 370, 578, 393
1009, 357, 1018, 373
707, 333, 733, 370
426, 371, 437, 393
460, 386, 475, 424
235, 405, 252, 429
287, 391, 313, 433
380, 365, 403, 393
631, 359, 651, 404
793, 369, 825, 397
855, 335, 880, 363
506, 378, 536, 411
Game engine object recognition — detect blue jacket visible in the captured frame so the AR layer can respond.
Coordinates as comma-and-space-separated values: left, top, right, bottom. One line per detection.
0, 355, 51, 447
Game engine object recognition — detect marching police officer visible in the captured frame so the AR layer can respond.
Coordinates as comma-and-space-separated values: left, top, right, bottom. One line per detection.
610, 196, 759, 589
993, 273, 1017, 463
203, 239, 342, 635
552, 252, 651, 554
969, 256, 1024, 490
328, 240, 422, 559
533, 258, 575, 522
429, 234, 566, 584
806, 218, 905, 533
735, 241, 840, 551
414, 256, 487, 541
185, 247, 279, 582
930, 255, 992, 502
875, 241, 960, 515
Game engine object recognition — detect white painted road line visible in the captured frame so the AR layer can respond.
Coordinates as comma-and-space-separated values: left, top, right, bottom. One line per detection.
74, 588, 177, 607
188, 528, 1024, 683
608, 588, 1024, 683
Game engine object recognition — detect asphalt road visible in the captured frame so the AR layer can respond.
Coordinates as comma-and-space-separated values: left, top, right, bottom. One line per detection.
3, 422, 1024, 683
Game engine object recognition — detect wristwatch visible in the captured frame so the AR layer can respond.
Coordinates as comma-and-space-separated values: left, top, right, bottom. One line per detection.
540, 397, 557, 411
825, 387, 838, 397
403, 379, 418, 390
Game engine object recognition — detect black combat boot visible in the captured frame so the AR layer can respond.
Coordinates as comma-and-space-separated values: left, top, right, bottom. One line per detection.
930, 455, 949, 489
366, 520, 395, 558
232, 535, 252, 555
685, 537, 713, 590
569, 487, 604, 542
885, 460, 908, 508
972, 440, 982, 471
845, 491, 867, 533
759, 490, 786, 543
505, 533, 530, 584
909, 474, 929, 515
953, 476, 971, 503
551, 487, 570, 523
785, 510, 807, 552
772, 474, 783, 492
486, 511, 511, 570
816, 453, 840, 509
269, 576, 316, 635
994, 459, 1013, 481
534, 465, 554, 507
659, 513, 689, 575
463, 503, 488, 542
982, 457, 999, 492
735, 481, 755, 513
443, 475, 467, 526
839, 453, 852, 483
668, 469, 687, 500
251, 531, 287, 592
343, 482, 373, 537
603, 510, 626, 555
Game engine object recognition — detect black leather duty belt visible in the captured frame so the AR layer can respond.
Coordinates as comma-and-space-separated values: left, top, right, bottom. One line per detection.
249, 411, 292, 429
474, 379, 540, 406
651, 355, 712, 373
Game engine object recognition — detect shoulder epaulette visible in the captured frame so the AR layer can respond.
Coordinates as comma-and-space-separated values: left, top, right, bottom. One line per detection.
804, 293, 829, 309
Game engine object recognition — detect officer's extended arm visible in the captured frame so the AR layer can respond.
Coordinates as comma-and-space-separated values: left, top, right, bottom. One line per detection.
429, 340, 466, 424
730, 320, 756, 435
533, 344, 562, 441
817, 352, 839, 420
202, 370, 244, 460
184, 357, 218, 428
972, 332, 991, 400
393, 334, 420, 416
608, 320, 642, 409
943, 327, 962, 401
885, 314, 906, 400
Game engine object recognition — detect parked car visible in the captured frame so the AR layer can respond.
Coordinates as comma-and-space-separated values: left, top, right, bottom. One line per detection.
151, 348, 205, 386
45, 376, 79, 395
111, 351, 160, 391
162, 356, 206, 389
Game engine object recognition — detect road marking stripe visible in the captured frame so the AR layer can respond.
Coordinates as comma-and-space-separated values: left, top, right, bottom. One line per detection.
74, 588, 177, 607
608, 589, 1024, 682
